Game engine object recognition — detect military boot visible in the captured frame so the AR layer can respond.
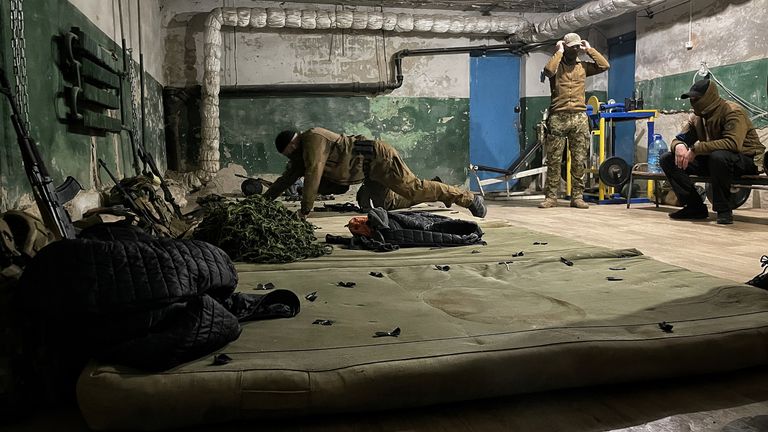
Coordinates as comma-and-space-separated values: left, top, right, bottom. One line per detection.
538, 198, 558, 208
468, 195, 487, 218
570, 198, 589, 209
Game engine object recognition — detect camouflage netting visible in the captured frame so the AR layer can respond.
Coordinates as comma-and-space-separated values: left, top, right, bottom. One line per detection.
193, 195, 331, 263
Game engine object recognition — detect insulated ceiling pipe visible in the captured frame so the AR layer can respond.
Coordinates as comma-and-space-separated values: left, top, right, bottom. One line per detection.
529, 0, 667, 42
197, 1, 666, 181
196, 6, 532, 181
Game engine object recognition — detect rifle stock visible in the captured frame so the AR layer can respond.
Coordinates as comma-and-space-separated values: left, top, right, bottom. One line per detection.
137, 148, 182, 218
0, 68, 80, 240
97, 158, 158, 236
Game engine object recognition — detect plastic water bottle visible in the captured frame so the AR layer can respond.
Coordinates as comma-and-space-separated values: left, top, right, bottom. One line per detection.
647, 134, 668, 173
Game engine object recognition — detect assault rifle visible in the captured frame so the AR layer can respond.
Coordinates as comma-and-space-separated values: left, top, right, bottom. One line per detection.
0, 68, 81, 240
137, 146, 183, 218
97, 158, 159, 236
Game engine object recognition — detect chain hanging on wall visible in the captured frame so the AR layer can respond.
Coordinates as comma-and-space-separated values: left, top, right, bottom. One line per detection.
126, 48, 142, 148
9, 0, 30, 132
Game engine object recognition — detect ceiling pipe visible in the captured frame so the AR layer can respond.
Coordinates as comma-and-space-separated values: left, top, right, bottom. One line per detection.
218, 81, 398, 97
196, 6, 532, 181
529, 0, 668, 42
217, 43, 537, 97
196, 1, 665, 180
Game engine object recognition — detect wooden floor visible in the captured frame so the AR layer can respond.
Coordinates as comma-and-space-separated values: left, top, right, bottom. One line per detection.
9, 199, 768, 432
487, 199, 768, 284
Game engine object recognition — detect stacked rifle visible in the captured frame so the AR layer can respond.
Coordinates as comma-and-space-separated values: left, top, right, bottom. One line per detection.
0, 0, 186, 240
0, 69, 81, 240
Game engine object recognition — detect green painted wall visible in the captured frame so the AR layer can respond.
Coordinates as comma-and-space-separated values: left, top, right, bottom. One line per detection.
219, 96, 470, 184
0, 0, 165, 210
636, 59, 768, 128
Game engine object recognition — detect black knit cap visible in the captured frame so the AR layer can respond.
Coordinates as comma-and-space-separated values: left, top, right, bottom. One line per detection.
275, 130, 297, 153
681, 79, 710, 99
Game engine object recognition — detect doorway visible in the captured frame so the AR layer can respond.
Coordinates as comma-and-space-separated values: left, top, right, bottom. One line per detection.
469, 52, 521, 192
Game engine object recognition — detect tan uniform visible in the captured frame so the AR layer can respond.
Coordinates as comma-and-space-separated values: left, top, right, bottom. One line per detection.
542, 48, 610, 199
265, 128, 474, 214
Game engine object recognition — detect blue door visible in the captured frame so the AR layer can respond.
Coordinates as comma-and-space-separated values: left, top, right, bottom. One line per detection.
469, 52, 521, 192
608, 32, 637, 166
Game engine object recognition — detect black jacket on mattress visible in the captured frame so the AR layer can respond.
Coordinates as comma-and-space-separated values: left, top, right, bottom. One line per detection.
327, 208, 485, 251
366, 208, 485, 247
14, 225, 300, 400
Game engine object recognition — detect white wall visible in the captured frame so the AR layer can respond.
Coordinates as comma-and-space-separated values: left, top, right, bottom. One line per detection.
68, 0, 166, 84
633, 0, 768, 207
634, 0, 768, 141
161, 0, 552, 99
636, 0, 768, 81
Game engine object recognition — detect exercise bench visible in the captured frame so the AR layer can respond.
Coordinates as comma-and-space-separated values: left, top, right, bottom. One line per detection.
469, 141, 546, 198
627, 163, 768, 209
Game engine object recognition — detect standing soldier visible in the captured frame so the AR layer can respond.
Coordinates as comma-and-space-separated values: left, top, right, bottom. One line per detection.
539, 33, 610, 209
264, 127, 487, 218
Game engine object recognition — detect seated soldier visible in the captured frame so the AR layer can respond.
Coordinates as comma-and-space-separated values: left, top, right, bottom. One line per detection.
660, 79, 765, 224
263, 127, 486, 218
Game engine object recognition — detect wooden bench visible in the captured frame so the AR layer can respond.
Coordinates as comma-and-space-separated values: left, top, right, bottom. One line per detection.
627, 163, 768, 209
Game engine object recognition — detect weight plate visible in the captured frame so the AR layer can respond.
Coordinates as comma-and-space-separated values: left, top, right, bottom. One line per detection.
598, 156, 630, 187
705, 183, 751, 209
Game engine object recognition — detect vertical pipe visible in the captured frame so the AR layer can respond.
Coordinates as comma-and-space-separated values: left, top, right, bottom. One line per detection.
598, 117, 606, 201
647, 116, 656, 199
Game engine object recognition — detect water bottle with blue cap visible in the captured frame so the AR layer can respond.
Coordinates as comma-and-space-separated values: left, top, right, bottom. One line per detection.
647, 134, 668, 173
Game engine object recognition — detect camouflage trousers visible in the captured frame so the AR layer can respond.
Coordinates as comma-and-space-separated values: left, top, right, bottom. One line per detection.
544, 112, 590, 200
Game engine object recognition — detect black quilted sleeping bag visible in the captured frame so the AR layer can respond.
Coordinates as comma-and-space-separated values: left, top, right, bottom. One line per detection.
366, 208, 485, 247
13, 225, 300, 401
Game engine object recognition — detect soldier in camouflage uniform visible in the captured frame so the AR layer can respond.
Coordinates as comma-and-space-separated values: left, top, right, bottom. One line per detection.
540, 33, 610, 209
264, 128, 487, 218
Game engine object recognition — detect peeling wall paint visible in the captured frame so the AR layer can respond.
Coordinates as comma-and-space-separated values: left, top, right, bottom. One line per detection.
636, 0, 768, 81
217, 96, 470, 183
68, 0, 166, 85
634, 0, 768, 168
161, 0, 551, 98
0, 0, 166, 212
161, 1, 554, 180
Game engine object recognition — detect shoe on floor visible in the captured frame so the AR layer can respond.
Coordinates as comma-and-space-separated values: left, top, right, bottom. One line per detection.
717, 210, 734, 225
468, 195, 487, 218
669, 203, 708, 220
538, 198, 558, 208
570, 198, 589, 209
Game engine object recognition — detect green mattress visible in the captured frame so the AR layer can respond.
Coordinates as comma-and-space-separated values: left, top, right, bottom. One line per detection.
77, 216, 768, 430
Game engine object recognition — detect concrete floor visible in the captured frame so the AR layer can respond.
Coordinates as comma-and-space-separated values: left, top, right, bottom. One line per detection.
8, 199, 768, 432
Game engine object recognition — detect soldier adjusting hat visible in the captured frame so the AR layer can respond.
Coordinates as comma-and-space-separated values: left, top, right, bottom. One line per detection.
563, 33, 582, 47
681, 79, 710, 99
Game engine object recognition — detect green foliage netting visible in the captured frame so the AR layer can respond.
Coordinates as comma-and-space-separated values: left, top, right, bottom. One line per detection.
193, 195, 330, 263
